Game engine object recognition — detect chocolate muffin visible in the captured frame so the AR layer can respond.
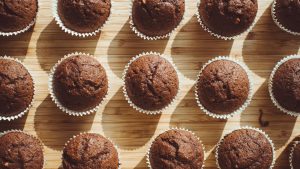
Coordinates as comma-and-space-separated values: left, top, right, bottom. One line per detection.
0, 0, 38, 32
57, 0, 111, 33
0, 131, 44, 169
149, 129, 204, 169
274, 0, 300, 33
196, 59, 250, 115
291, 142, 300, 169
124, 54, 179, 111
198, 0, 258, 37
271, 58, 300, 113
0, 58, 34, 117
131, 0, 185, 37
63, 133, 119, 169
53, 54, 108, 112
217, 129, 273, 169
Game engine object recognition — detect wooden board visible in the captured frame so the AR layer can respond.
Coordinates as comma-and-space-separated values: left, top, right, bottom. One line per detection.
0, 0, 300, 168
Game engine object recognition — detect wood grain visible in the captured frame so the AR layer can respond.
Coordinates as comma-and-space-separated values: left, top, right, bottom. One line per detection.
0, 0, 300, 168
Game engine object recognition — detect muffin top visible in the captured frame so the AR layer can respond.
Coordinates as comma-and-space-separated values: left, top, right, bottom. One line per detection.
57, 0, 111, 33
292, 142, 300, 169
0, 58, 34, 117
125, 54, 179, 111
53, 55, 108, 112
0, 131, 44, 169
63, 133, 119, 169
199, 0, 258, 37
217, 129, 273, 169
149, 129, 204, 169
132, 0, 185, 37
272, 58, 300, 113
275, 0, 300, 33
196, 59, 250, 115
0, 0, 37, 32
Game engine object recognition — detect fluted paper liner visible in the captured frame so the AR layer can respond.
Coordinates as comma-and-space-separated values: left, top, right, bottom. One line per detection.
122, 51, 180, 115
0, 56, 35, 121
195, 56, 254, 119
268, 55, 300, 117
48, 52, 109, 116
146, 128, 205, 169
290, 141, 300, 169
215, 126, 275, 169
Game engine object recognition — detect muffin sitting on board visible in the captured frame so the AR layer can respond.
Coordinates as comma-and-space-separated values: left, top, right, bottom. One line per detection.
123, 52, 179, 114
130, 0, 185, 40
197, 0, 258, 39
269, 55, 300, 116
54, 0, 111, 37
0, 131, 44, 169
195, 57, 253, 119
0, 57, 35, 121
62, 133, 119, 169
49, 53, 108, 116
147, 129, 205, 169
290, 141, 300, 169
0, 0, 38, 36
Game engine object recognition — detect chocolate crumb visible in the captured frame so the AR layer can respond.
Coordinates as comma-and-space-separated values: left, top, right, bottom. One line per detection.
259, 109, 269, 127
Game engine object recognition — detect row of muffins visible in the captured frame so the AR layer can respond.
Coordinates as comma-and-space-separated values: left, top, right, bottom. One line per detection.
1, 127, 300, 169
0, 0, 299, 38
1, 53, 300, 121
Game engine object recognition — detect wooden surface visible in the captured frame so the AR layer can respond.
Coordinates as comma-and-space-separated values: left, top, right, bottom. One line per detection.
0, 0, 300, 168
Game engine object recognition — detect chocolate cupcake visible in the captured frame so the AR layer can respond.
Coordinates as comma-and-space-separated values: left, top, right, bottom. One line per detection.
269, 55, 300, 116
147, 129, 205, 169
197, 0, 258, 39
0, 131, 44, 169
272, 0, 300, 35
290, 141, 300, 169
130, 0, 185, 40
216, 127, 274, 169
0, 0, 38, 36
54, 0, 111, 37
49, 53, 108, 116
63, 133, 119, 169
195, 57, 252, 119
123, 52, 179, 114
0, 57, 34, 121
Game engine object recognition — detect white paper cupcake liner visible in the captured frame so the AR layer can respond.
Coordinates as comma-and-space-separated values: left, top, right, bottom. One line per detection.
0, 0, 39, 36
215, 126, 275, 169
0, 129, 46, 169
146, 127, 205, 169
52, 0, 112, 38
62, 132, 121, 169
195, 56, 254, 119
122, 51, 181, 115
48, 52, 110, 116
129, 0, 185, 40
271, 1, 300, 36
195, 0, 257, 40
268, 55, 300, 117
289, 141, 300, 169
0, 56, 35, 121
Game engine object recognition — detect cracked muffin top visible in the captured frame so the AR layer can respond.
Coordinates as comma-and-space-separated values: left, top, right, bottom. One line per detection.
53, 54, 108, 112
0, 0, 37, 32
198, 0, 258, 37
57, 0, 111, 33
149, 129, 204, 169
131, 0, 185, 37
62, 133, 119, 169
0, 131, 44, 169
291, 142, 300, 169
272, 58, 300, 113
124, 54, 179, 111
275, 0, 300, 33
0, 58, 34, 117
217, 129, 273, 169
196, 59, 250, 115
